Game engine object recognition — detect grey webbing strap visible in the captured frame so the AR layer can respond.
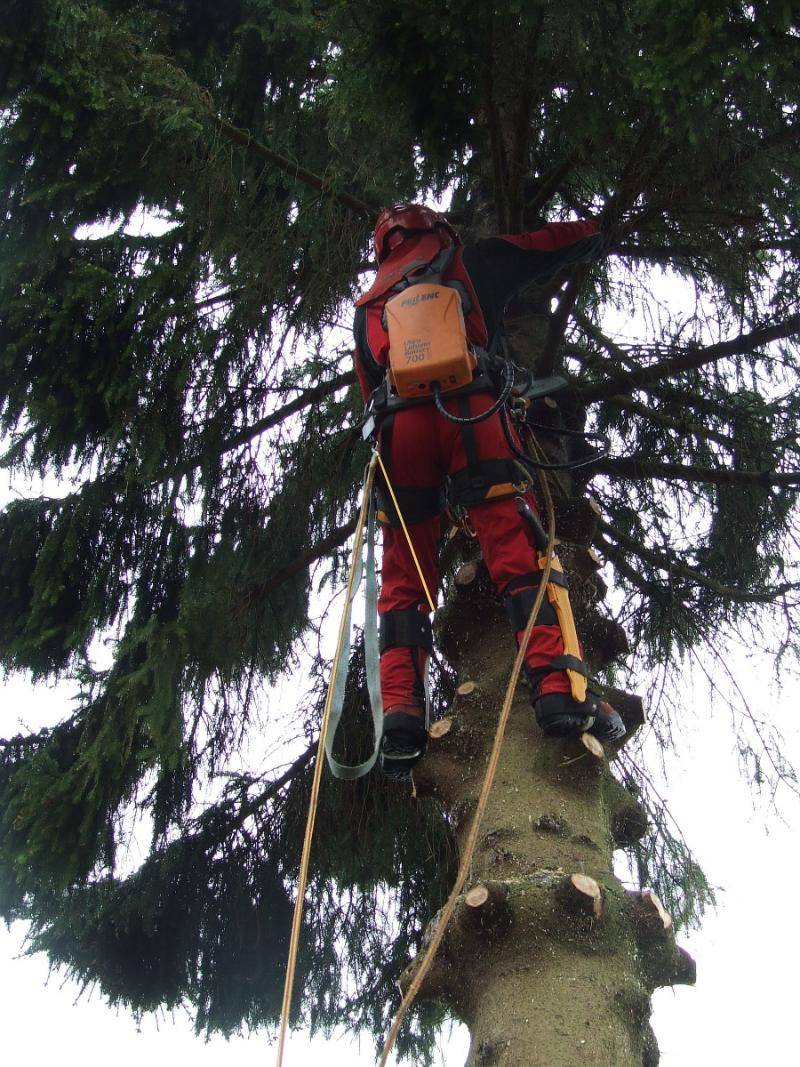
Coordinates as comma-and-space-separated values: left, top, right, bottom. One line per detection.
325, 478, 384, 780
363, 489, 384, 742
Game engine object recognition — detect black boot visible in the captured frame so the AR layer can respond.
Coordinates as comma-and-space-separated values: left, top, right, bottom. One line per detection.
380, 707, 427, 779
532, 691, 598, 738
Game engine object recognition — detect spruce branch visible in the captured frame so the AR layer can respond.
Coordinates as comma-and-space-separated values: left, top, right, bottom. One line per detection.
525, 152, 580, 217
197, 741, 317, 843
640, 379, 780, 423
538, 264, 589, 376
209, 113, 375, 218
598, 115, 668, 238
86, 1, 376, 220
597, 520, 800, 604
567, 347, 742, 452
612, 237, 800, 260
247, 515, 359, 602
573, 311, 641, 372
174, 371, 356, 478
598, 395, 738, 451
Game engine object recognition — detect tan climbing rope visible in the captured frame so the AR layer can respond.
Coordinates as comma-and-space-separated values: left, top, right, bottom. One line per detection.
276, 433, 557, 1067
375, 451, 436, 612
377, 463, 557, 1067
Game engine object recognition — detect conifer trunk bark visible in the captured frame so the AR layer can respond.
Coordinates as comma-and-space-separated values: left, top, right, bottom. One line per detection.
411, 526, 694, 1067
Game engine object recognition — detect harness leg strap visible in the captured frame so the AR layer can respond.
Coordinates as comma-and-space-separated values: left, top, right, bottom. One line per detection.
376, 483, 444, 527
448, 458, 529, 508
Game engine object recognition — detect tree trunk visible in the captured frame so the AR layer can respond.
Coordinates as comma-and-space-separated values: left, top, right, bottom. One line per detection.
410, 523, 694, 1067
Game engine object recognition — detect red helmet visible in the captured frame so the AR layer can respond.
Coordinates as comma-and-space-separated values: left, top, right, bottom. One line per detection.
373, 203, 459, 263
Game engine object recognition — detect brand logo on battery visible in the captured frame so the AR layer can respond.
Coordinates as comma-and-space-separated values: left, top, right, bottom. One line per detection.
399, 291, 440, 308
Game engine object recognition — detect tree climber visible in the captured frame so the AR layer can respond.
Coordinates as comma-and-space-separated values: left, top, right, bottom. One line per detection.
353, 203, 625, 777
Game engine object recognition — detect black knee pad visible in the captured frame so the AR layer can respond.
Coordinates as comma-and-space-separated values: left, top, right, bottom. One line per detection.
379, 608, 433, 655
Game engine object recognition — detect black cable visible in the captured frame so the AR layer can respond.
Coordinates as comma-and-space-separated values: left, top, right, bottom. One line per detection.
523, 418, 610, 446
500, 406, 610, 472
432, 361, 514, 425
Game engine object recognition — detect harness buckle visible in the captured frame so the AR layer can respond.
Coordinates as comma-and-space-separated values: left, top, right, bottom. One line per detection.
362, 410, 377, 441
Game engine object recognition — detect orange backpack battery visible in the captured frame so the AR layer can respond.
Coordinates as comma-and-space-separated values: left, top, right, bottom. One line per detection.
384, 282, 476, 398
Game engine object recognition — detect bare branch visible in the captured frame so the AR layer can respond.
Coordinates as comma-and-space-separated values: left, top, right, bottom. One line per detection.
581, 315, 800, 402
595, 455, 800, 489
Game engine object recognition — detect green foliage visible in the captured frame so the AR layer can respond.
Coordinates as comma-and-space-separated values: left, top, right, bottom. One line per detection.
10, 647, 457, 1062
1, 0, 799, 1057
26, 829, 295, 1026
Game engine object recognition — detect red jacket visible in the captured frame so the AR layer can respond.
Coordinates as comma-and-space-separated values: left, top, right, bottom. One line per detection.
353, 220, 602, 398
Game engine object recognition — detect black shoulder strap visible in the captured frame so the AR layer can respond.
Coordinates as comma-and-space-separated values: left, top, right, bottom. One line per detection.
391, 244, 457, 294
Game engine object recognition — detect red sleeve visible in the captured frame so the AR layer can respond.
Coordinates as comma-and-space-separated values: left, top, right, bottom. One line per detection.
499, 219, 600, 252
352, 303, 387, 400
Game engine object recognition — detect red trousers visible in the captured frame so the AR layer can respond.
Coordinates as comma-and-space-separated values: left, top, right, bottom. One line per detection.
378, 392, 572, 710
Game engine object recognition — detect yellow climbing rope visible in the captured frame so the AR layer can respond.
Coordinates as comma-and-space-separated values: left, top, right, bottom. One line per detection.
275, 435, 556, 1067
375, 451, 436, 612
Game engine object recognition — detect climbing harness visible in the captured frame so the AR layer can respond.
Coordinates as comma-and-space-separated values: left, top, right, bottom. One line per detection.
276, 438, 613, 1067
278, 216, 614, 1061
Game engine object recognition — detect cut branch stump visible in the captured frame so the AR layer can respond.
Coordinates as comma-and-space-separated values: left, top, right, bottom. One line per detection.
559, 873, 605, 920
459, 881, 512, 935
